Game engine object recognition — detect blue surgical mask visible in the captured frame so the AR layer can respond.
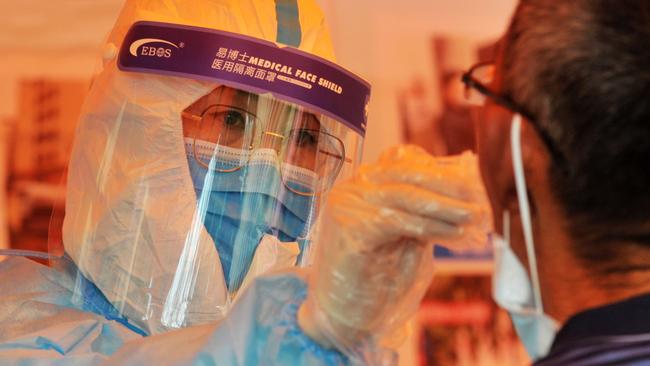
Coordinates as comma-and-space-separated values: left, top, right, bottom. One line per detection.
185, 139, 317, 292
491, 224, 558, 360
491, 115, 559, 360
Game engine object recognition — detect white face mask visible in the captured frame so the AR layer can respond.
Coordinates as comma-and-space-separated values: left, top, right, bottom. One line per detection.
491, 115, 559, 360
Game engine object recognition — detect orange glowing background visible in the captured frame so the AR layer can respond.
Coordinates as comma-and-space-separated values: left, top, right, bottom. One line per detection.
0, 0, 516, 158
0, 2, 522, 366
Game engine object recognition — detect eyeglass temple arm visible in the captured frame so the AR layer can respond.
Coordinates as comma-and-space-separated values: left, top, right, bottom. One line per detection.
318, 149, 351, 163
461, 69, 568, 167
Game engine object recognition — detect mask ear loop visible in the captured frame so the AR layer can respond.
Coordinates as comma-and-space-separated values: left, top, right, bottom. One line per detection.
491, 210, 510, 304
510, 114, 545, 315
504, 211, 510, 245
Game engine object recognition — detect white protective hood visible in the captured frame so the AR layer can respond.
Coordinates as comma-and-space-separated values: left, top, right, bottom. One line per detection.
61, 0, 337, 335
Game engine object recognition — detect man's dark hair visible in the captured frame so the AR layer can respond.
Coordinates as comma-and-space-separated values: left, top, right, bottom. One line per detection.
501, 0, 650, 272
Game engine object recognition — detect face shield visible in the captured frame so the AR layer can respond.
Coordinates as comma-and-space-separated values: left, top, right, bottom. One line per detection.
47, 21, 370, 335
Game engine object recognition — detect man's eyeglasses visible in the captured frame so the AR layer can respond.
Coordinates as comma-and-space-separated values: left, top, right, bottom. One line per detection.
461, 62, 567, 165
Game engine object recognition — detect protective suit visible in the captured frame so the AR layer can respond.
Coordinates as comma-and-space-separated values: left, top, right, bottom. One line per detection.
0, 0, 490, 365
0, 0, 363, 364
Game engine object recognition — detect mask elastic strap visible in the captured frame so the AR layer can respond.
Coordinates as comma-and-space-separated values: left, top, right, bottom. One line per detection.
510, 114, 545, 314
503, 211, 510, 244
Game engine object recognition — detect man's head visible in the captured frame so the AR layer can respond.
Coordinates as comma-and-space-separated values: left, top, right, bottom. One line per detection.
475, 0, 650, 320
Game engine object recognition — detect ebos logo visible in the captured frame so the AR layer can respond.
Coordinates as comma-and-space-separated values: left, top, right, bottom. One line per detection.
129, 38, 180, 58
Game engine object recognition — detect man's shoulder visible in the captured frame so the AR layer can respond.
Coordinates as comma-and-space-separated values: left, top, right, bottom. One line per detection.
535, 334, 650, 366
536, 292, 650, 366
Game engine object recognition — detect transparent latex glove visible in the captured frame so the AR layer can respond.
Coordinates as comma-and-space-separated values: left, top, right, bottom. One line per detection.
298, 145, 490, 362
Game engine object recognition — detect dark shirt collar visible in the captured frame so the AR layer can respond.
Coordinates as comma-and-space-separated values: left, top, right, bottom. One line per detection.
550, 292, 650, 352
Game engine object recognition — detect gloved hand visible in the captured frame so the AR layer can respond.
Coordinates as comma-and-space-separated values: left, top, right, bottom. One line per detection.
298, 145, 490, 362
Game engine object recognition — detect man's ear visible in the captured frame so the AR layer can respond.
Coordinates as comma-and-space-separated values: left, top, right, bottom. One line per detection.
518, 116, 555, 221
507, 114, 565, 270
475, 105, 517, 234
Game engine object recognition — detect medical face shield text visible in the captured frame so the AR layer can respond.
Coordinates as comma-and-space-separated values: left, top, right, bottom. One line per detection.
118, 21, 370, 135
54, 21, 370, 335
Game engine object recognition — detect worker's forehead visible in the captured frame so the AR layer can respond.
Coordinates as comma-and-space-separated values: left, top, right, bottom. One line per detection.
187, 86, 323, 131
200, 86, 257, 108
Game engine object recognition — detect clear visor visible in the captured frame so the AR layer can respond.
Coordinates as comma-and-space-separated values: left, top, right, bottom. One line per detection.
46, 73, 364, 335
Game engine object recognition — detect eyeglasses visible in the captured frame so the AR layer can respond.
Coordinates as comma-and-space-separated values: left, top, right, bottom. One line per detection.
182, 103, 348, 196
461, 62, 567, 165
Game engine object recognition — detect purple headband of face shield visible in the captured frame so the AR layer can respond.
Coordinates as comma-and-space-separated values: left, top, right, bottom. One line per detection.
118, 21, 371, 136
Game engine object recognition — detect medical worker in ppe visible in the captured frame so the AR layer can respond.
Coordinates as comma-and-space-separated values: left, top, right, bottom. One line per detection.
460, 0, 650, 365
0, 0, 488, 365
